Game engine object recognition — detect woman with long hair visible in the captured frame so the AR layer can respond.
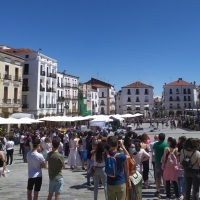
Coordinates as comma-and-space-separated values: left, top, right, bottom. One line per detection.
133, 142, 150, 199
162, 137, 179, 200
92, 142, 107, 200
140, 133, 151, 188
68, 132, 82, 169
180, 138, 200, 200
125, 140, 139, 200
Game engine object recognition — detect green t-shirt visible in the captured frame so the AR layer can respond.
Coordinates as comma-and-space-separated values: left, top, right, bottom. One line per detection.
46, 151, 65, 180
153, 141, 168, 164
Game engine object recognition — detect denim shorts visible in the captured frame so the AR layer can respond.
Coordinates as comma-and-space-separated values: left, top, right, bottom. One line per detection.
49, 178, 64, 193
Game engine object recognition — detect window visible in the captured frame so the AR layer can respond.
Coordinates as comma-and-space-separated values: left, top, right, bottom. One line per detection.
188, 96, 191, 101
145, 89, 148, 95
127, 97, 131, 102
170, 89, 172, 94
176, 89, 179, 94
184, 103, 187, 108
188, 89, 191, 94
136, 89, 139, 95
177, 103, 180, 108
136, 97, 140, 102
145, 96, 148, 102
102, 92, 104, 97
22, 95, 28, 104
170, 103, 172, 108
183, 88, 186, 94
176, 96, 180, 101
25, 55, 29, 58
169, 96, 173, 101
24, 64, 29, 74
184, 96, 187, 101
127, 89, 131, 95
188, 103, 191, 108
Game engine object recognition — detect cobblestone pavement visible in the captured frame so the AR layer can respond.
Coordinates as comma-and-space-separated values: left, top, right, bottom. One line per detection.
0, 125, 199, 200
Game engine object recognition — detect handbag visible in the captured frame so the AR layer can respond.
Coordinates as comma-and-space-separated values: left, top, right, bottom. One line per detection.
89, 166, 95, 177
129, 170, 142, 186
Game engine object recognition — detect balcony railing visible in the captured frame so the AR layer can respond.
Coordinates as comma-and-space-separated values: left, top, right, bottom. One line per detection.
39, 104, 44, 108
72, 109, 78, 113
57, 83, 64, 88
144, 100, 149, 102
57, 109, 64, 114
4, 74, 12, 80
13, 76, 22, 82
72, 84, 78, 88
46, 88, 52, 92
52, 89, 56, 93
100, 102, 105, 105
65, 95, 71, 99
110, 101, 115, 105
52, 104, 56, 108
66, 109, 72, 114
51, 73, 56, 79
46, 104, 52, 108
22, 104, 29, 109
40, 71, 45, 76
72, 96, 78, 100
57, 96, 65, 101
13, 99, 21, 104
2, 99, 11, 104
47, 73, 51, 77
23, 71, 29, 75
22, 86, 29, 91
127, 107, 132, 111
64, 83, 71, 87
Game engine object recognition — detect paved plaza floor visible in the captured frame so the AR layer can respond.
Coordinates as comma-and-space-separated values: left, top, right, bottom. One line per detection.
0, 125, 199, 200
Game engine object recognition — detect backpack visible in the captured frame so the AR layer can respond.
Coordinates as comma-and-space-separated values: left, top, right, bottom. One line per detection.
105, 151, 119, 178
182, 150, 197, 170
165, 148, 177, 167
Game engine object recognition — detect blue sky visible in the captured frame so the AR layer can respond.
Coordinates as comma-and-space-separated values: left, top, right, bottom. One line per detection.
1, 0, 200, 96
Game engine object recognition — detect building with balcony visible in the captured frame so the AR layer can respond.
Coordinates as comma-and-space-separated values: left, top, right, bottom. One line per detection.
0, 50, 24, 117
162, 78, 197, 117
1, 47, 58, 118
116, 81, 154, 116
85, 78, 115, 115
57, 72, 79, 116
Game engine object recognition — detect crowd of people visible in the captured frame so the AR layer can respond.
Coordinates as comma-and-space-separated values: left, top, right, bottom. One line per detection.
0, 126, 200, 200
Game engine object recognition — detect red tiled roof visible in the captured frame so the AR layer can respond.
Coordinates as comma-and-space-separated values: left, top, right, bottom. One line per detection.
1, 48, 36, 54
92, 84, 109, 88
165, 79, 194, 86
122, 81, 153, 88
0, 50, 25, 60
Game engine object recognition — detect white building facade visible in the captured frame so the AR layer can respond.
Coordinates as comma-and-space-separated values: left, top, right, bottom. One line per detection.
1, 47, 58, 118
90, 88, 99, 115
163, 78, 197, 116
57, 72, 79, 116
116, 81, 154, 117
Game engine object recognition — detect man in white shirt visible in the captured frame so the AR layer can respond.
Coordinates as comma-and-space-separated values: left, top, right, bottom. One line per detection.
64, 133, 69, 157
27, 138, 46, 200
19, 134, 24, 154
150, 134, 159, 182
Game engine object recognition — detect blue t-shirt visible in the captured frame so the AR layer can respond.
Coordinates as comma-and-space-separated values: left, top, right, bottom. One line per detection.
106, 151, 126, 185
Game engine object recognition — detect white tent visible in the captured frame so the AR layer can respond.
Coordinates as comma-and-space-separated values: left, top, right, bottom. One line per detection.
109, 115, 124, 122
11, 113, 35, 119
132, 113, 143, 117
121, 114, 135, 118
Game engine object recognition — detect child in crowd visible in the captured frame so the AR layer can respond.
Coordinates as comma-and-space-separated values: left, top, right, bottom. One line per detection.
177, 153, 186, 200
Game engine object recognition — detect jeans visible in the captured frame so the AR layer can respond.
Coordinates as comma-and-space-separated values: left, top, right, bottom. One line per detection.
107, 183, 126, 200
93, 167, 107, 200
178, 177, 186, 196
143, 159, 149, 182
6, 149, 14, 165
19, 143, 24, 154
86, 159, 93, 184
185, 169, 200, 200
166, 180, 179, 198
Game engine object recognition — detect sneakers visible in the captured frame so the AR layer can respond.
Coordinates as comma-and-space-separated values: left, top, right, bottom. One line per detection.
5, 169, 10, 173
2, 173, 7, 178
154, 191, 161, 198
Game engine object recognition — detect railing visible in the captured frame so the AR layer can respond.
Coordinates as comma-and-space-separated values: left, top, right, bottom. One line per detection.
65, 95, 71, 99
40, 87, 45, 92
46, 88, 52, 92
22, 104, 29, 109
14, 76, 22, 82
52, 104, 56, 108
100, 102, 105, 105
51, 73, 56, 78
2, 99, 11, 104
47, 73, 51, 77
110, 101, 115, 104
136, 100, 140, 102
57, 96, 65, 101
64, 83, 71, 87
144, 100, 149, 102
57, 109, 64, 113
169, 98, 180, 101
39, 104, 44, 108
52, 89, 56, 93
135, 107, 140, 110
22, 86, 29, 91
72, 96, 78, 100
57, 83, 64, 87
23, 71, 29, 75
72, 84, 78, 88
13, 99, 21, 104
46, 104, 52, 108
127, 107, 132, 111
66, 109, 72, 114
4, 74, 12, 80
40, 71, 45, 76
72, 109, 78, 113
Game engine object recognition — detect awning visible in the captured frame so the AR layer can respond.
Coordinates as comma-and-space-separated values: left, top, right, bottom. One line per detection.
144, 104, 149, 108
135, 105, 140, 108
11, 113, 35, 119
127, 105, 131, 107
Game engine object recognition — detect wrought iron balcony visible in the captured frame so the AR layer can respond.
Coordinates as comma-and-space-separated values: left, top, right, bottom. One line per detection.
2, 99, 11, 104
39, 104, 44, 108
65, 95, 71, 100
14, 76, 22, 82
22, 104, 29, 109
22, 86, 29, 91
40, 71, 45, 76
4, 74, 12, 80
13, 99, 21, 104
46, 104, 52, 108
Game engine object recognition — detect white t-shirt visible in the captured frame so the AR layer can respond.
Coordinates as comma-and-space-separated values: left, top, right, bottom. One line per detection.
6, 141, 14, 150
20, 135, 24, 143
133, 149, 149, 172
40, 137, 46, 148
27, 151, 45, 178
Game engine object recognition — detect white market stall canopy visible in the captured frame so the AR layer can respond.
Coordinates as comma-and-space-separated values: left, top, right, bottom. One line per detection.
89, 117, 113, 127
11, 113, 35, 119
0, 117, 42, 124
